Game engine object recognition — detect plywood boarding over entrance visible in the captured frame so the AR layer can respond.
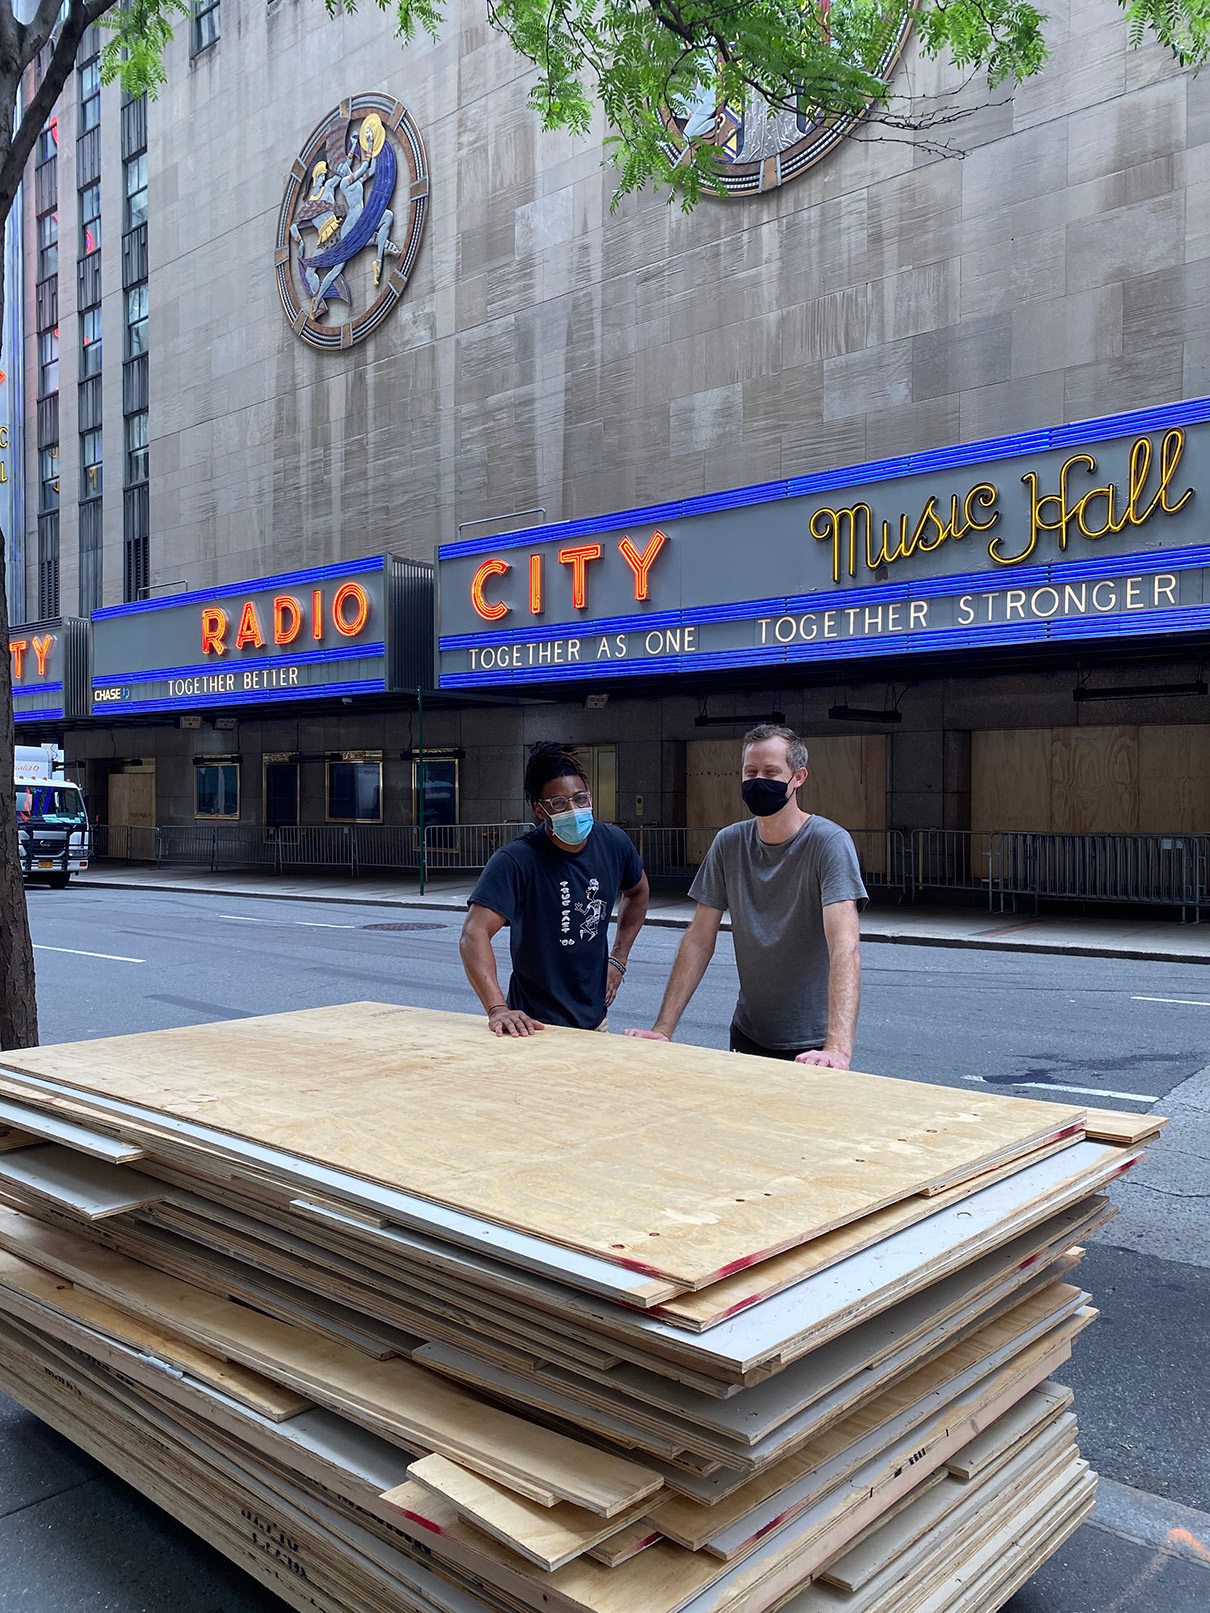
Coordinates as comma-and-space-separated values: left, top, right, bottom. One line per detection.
687, 737, 885, 832
972, 726, 1210, 833
687, 735, 885, 868
0, 1005, 1083, 1290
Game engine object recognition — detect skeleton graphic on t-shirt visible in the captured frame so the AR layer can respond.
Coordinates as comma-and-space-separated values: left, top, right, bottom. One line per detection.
576, 878, 605, 941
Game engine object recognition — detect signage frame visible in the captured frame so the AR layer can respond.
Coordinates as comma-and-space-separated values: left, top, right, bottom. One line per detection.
436, 394, 1210, 689
90, 554, 433, 715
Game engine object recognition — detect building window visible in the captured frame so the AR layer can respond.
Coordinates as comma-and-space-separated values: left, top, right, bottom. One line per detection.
36, 118, 58, 163
79, 498, 102, 614
80, 305, 102, 376
38, 514, 60, 619
38, 329, 59, 396
79, 180, 101, 256
264, 762, 299, 827
39, 445, 60, 511
413, 758, 459, 830
193, 0, 220, 52
125, 410, 148, 484
37, 210, 58, 280
196, 763, 239, 819
78, 57, 100, 133
327, 760, 382, 823
124, 283, 148, 357
124, 151, 147, 231
80, 428, 102, 499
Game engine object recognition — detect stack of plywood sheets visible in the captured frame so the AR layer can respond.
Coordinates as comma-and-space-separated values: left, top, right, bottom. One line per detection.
0, 1004, 1167, 1613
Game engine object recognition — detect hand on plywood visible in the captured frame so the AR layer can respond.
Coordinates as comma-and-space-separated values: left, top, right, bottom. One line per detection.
797, 1048, 852, 1069
622, 1029, 670, 1041
487, 1006, 545, 1038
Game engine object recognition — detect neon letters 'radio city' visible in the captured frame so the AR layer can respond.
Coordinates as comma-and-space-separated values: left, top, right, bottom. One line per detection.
8, 635, 55, 681
199, 582, 371, 655
470, 531, 667, 622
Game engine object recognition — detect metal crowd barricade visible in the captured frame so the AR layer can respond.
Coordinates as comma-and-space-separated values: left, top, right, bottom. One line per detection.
992, 831, 1209, 920
88, 821, 1210, 917
90, 822, 158, 863
911, 830, 1001, 906
421, 822, 528, 871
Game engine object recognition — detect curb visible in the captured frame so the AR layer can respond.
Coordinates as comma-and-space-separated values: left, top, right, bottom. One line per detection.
1088, 1476, 1210, 1567
71, 873, 1210, 965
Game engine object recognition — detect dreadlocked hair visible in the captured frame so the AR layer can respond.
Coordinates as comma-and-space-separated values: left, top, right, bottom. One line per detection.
524, 742, 588, 805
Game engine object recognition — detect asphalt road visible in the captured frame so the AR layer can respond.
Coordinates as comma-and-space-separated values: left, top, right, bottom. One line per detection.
21, 883, 1210, 1105
3, 883, 1208, 1613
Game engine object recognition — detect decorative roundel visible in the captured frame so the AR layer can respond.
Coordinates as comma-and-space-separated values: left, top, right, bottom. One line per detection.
660, 16, 914, 196
275, 93, 429, 350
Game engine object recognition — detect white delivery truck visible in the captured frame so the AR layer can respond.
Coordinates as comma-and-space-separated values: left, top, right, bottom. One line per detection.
14, 745, 91, 887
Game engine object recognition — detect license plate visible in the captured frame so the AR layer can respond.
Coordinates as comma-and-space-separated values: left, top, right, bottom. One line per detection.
37, 860, 54, 869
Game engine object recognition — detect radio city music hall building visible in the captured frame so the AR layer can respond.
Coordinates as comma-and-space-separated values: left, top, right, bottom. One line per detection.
8, 0, 1210, 865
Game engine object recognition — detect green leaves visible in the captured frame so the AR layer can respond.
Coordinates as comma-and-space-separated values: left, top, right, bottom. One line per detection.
88, 0, 1210, 201
99, 0, 193, 97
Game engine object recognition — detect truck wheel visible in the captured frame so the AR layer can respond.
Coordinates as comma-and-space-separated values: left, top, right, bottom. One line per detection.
48, 873, 70, 889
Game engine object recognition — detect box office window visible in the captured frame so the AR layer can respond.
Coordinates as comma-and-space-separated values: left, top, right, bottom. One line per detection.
327, 761, 381, 823
196, 762, 239, 820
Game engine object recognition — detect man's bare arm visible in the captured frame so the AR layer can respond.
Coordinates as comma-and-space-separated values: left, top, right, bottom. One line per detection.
458, 904, 544, 1036
625, 904, 723, 1040
606, 873, 650, 1006
797, 900, 860, 1068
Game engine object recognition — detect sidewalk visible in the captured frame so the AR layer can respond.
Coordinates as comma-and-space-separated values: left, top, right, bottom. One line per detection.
74, 864, 1210, 964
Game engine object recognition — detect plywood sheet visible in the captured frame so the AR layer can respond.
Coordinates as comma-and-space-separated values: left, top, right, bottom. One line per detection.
1082, 1107, 1168, 1147
799, 736, 886, 832
0, 1126, 38, 1152
586, 1520, 663, 1566
687, 741, 745, 832
0, 1206, 662, 1518
404, 1454, 655, 1570
1050, 726, 1138, 834
1139, 725, 1210, 832
0, 1003, 1084, 1291
0, 1095, 145, 1162
0, 1144, 161, 1219
970, 730, 1052, 834
0, 1246, 312, 1419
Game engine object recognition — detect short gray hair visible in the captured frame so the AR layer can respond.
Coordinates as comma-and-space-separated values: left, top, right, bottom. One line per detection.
743, 724, 808, 773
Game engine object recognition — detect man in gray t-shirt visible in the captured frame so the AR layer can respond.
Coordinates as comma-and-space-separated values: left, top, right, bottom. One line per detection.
625, 724, 867, 1066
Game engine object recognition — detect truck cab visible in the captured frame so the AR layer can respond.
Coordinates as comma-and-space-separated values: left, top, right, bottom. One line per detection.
15, 746, 91, 888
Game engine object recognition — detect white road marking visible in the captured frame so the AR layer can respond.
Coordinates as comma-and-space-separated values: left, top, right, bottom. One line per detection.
962, 1075, 1157, 1104
217, 914, 272, 922
33, 944, 144, 964
1132, 995, 1210, 1008
296, 922, 357, 929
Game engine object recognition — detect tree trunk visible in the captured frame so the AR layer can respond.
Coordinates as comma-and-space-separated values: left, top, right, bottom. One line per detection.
0, 213, 40, 1049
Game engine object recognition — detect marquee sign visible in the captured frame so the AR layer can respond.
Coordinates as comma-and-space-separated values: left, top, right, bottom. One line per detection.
7, 618, 90, 722
91, 556, 432, 714
436, 395, 1210, 688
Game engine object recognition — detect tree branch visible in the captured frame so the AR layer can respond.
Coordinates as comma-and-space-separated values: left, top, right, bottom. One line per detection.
0, 0, 100, 215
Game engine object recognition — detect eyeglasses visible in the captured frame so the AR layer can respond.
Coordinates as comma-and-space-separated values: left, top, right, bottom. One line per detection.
542, 790, 592, 812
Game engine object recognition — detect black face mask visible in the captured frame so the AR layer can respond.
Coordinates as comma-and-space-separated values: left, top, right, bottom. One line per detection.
741, 777, 792, 817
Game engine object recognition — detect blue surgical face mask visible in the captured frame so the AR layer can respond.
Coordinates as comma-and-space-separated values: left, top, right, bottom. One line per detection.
547, 806, 594, 846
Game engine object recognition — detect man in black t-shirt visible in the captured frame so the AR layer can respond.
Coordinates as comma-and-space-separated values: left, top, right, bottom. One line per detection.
460, 744, 649, 1034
